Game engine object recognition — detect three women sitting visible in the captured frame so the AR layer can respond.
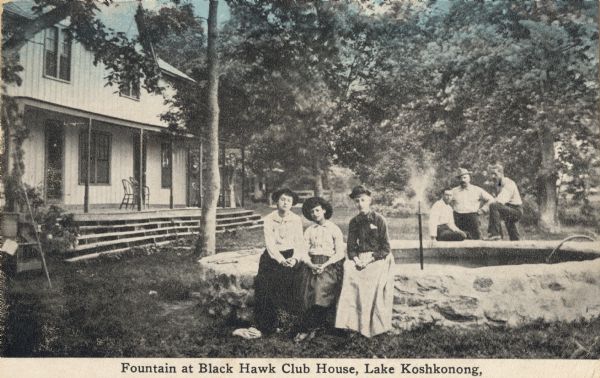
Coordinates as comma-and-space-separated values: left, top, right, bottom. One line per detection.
252, 186, 393, 339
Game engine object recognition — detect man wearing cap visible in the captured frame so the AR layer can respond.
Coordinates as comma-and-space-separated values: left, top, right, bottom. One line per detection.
487, 163, 523, 241
451, 168, 494, 240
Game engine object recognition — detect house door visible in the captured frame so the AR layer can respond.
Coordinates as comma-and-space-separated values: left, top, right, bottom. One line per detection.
187, 148, 202, 207
45, 120, 64, 202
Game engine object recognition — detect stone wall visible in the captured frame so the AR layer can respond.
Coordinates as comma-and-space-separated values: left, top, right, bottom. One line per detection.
197, 249, 263, 322
391, 260, 600, 330
197, 249, 600, 329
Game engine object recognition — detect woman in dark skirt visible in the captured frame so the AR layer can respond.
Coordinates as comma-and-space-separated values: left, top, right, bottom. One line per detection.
294, 197, 345, 342
252, 188, 306, 336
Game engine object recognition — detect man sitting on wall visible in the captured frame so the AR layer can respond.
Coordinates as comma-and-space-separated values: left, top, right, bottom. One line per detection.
486, 163, 523, 241
429, 187, 467, 241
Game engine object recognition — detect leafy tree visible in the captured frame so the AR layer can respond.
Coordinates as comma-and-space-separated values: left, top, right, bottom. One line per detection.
352, 0, 598, 229
218, 0, 385, 196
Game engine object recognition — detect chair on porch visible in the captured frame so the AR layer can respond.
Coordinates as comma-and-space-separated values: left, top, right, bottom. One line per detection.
119, 179, 136, 209
129, 177, 150, 209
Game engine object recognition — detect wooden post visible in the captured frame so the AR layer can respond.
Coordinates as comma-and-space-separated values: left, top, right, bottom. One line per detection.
138, 129, 143, 211
169, 136, 174, 209
84, 119, 92, 213
418, 201, 423, 270
220, 143, 226, 208
199, 140, 203, 208
2, 110, 12, 211
241, 146, 245, 207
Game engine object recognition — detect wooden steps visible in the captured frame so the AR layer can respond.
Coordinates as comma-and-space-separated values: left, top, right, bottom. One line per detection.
66, 208, 263, 261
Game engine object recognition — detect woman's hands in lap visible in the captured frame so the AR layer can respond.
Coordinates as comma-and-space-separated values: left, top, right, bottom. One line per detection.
280, 257, 298, 268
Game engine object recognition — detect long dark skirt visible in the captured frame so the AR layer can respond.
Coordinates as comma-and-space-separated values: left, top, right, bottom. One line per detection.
297, 255, 343, 331
253, 249, 299, 334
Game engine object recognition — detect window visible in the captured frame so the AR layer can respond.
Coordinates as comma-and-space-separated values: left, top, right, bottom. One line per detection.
161, 142, 172, 188
79, 131, 111, 185
44, 27, 71, 81
120, 81, 141, 100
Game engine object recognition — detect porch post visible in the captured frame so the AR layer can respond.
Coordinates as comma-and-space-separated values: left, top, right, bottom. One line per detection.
199, 140, 203, 208
220, 142, 226, 208
138, 129, 143, 211
2, 109, 12, 211
169, 135, 174, 209
241, 146, 245, 207
84, 119, 92, 213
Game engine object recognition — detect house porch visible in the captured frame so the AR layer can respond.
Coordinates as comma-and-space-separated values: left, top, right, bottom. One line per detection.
66, 207, 264, 261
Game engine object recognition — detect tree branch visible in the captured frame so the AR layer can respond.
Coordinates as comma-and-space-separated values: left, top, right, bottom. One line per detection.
3, 4, 72, 58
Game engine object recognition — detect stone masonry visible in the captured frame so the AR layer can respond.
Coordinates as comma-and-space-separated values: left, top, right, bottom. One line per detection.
197, 248, 600, 329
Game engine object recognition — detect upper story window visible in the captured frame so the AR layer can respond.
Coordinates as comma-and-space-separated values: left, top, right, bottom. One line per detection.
44, 27, 71, 81
120, 81, 141, 100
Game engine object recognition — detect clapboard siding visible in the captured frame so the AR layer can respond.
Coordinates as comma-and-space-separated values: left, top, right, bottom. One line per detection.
19, 108, 189, 206
8, 19, 193, 208
7, 26, 174, 128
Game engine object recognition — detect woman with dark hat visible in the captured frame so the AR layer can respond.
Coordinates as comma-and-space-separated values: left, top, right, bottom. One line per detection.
335, 185, 394, 338
251, 188, 306, 337
294, 197, 345, 342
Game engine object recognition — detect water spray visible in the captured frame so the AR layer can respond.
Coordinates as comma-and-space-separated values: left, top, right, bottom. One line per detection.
408, 163, 434, 271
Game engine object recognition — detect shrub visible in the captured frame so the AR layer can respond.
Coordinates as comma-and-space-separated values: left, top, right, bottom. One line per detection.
36, 205, 79, 255
3, 182, 79, 254
558, 203, 599, 229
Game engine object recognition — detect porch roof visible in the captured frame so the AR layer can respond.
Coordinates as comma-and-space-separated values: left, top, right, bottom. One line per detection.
18, 97, 196, 138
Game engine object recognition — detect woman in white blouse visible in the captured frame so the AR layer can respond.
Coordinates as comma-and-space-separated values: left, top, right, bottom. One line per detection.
253, 188, 305, 336
294, 197, 345, 342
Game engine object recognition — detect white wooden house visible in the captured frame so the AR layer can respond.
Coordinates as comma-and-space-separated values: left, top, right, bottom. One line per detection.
3, 0, 198, 211
2, 1, 263, 258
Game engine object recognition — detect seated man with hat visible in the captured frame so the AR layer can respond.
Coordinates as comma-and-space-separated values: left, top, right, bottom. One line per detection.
451, 168, 494, 240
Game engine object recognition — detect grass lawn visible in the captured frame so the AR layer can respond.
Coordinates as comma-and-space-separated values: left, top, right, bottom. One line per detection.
1, 206, 599, 358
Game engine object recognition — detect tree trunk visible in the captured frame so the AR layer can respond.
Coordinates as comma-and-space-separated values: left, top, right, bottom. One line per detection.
198, 0, 220, 256
313, 160, 324, 198
537, 124, 559, 232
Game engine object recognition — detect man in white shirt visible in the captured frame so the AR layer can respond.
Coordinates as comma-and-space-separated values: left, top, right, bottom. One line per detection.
451, 168, 494, 240
487, 164, 523, 241
429, 188, 467, 241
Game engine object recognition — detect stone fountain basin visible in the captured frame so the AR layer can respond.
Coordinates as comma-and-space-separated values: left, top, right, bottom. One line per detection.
196, 240, 600, 329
